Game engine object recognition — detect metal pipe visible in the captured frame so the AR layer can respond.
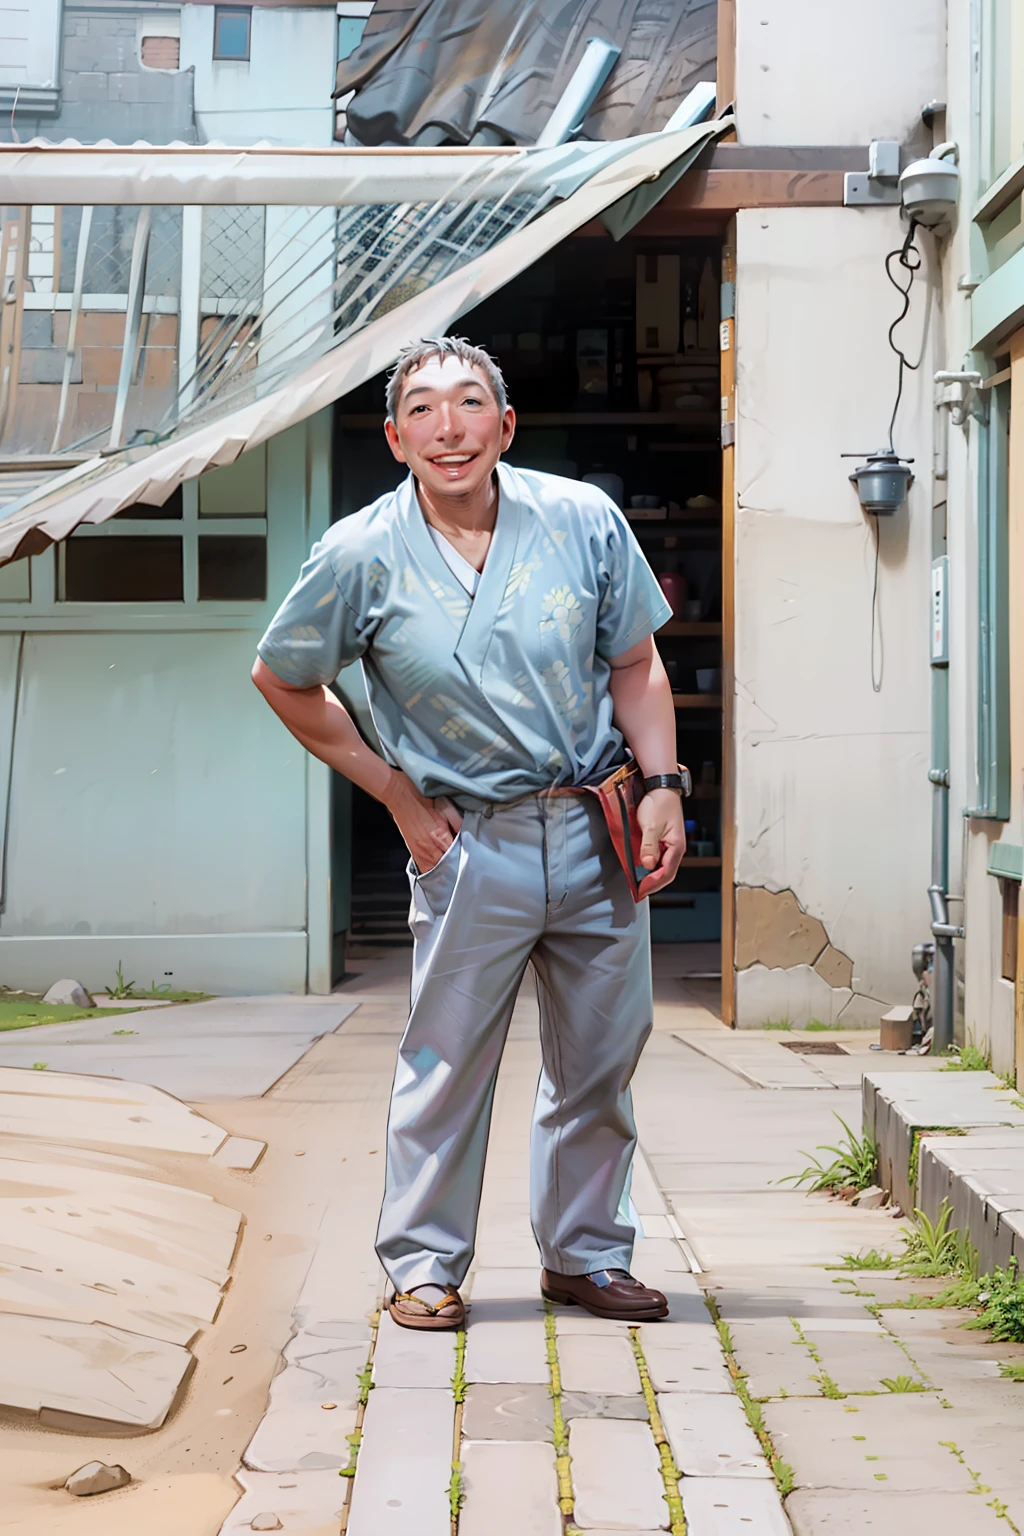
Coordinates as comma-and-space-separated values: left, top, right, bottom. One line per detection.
51, 204, 92, 452
536, 37, 621, 148
109, 205, 151, 450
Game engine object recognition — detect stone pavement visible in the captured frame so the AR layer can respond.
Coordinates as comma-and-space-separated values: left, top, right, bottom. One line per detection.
215, 954, 1024, 1536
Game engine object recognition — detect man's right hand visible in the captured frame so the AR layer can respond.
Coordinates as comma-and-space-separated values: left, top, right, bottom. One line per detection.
383, 771, 463, 874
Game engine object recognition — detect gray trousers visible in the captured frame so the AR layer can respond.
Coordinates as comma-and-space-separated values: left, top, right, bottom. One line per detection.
374, 793, 654, 1292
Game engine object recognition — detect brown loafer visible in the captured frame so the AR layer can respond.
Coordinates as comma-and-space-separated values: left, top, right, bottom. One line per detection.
387, 1285, 466, 1331
541, 1267, 669, 1321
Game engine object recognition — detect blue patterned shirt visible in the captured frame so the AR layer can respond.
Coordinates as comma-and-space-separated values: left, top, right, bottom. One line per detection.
257, 462, 671, 802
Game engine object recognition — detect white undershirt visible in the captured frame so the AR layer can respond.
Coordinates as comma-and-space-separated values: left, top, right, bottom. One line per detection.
428, 524, 480, 597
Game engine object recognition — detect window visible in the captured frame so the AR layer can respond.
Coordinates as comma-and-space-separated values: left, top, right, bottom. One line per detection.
1002, 879, 1019, 984
57, 454, 267, 605
975, 379, 1010, 817
213, 7, 251, 61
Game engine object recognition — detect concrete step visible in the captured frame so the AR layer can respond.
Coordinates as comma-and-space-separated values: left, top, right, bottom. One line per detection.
864, 1069, 1024, 1271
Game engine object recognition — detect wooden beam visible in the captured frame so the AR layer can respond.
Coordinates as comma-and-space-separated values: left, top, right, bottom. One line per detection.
716, 0, 737, 118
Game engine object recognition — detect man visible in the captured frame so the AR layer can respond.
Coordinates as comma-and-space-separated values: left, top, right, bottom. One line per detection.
253, 336, 686, 1329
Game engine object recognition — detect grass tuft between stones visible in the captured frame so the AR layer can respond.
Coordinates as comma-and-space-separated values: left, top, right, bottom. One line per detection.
704, 1294, 796, 1497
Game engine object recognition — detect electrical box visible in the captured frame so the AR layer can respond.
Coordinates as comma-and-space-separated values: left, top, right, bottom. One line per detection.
931, 556, 949, 666
635, 254, 680, 356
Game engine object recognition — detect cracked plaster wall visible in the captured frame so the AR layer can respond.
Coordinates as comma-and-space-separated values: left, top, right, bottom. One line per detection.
732, 207, 935, 1025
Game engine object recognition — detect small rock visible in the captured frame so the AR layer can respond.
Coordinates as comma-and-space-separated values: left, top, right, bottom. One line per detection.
853, 1185, 886, 1209
65, 1461, 131, 1497
250, 1515, 283, 1531
43, 978, 94, 1009
230, 1343, 247, 1353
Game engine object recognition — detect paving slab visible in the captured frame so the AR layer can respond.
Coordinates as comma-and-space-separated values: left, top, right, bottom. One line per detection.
659, 1393, 770, 1478
641, 1334, 734, 1393
465, 1318, 549, 1384
569, 1416, 668, 1530
761, 1396, 974, 1491
373, 1311, 457, 1388
213, 1134, 267, 1169
463, 1382, 554, 1440
0, 998, 359, 1100
243, 1342, 366, 1471
459, 1440, 562, 1536
793, 1329, 926, 1394
347, 1386, 454, 1536
681, 1476, 791, 1535
558, 1331, 640, 1395
562, 1391, 650, 1420
220, 1468, 347, 1533
467, 1267, 542, 1302
0, 1312, 193, 1432
786, 1489, 1006, 1534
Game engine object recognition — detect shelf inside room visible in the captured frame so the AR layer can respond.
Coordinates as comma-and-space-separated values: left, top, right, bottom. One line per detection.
658, 620, 722, 637
672, 693, 722, 708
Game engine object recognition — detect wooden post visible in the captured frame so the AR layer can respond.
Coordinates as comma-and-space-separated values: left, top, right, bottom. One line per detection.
720, 225, 737, 1027
716, 0, 737, 118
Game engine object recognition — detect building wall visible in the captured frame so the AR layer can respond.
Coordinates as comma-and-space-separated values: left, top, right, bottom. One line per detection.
734, 0, 945, 150
732, 206, 935, 1026
181, 4, 336, 145
0, 413, 334, 996
1, 2, 198, 145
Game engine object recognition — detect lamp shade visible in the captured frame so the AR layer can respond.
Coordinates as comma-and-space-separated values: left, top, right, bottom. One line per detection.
848, 451, 914, 515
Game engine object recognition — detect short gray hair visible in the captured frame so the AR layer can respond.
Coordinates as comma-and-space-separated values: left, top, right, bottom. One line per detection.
385, 335, 507, 422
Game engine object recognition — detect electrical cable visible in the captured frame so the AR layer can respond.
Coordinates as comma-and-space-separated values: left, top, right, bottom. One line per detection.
867, 217, 921, 691
884, 218, 922, 452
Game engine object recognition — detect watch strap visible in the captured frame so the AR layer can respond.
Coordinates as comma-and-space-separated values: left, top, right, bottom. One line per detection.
642, 769, 692, 796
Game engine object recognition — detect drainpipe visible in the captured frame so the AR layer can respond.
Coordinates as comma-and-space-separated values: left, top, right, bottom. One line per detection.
928, 369, 974, 1052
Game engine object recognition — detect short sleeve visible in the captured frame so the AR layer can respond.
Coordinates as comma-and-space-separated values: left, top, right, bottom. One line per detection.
257, 538, 369, 687
594, 508, 673, 658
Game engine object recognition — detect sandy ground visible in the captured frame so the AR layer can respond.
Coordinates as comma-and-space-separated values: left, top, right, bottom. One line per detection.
0, 974, 399, 1534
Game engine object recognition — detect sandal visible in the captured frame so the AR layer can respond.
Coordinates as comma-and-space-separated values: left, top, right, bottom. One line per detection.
387, 1285, 466, 1331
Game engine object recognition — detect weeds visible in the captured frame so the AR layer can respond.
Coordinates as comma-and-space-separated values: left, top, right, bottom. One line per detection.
704, 1293, 795, 1496
899, 1203, 961, 1277
31, 1061, 47, 1071
804, 1019, 832, 1031
965, 1261, 1024, 1342
778, 1115, 877, 1193
831, 1249, 897, 1271
763, 1019, 792, 1030
880, 1375, 925, 1393
447, 1461, 464, 1519
451, 1329, 467, 1404
790, 1318, 844, 1397
106, 962, 136, 1000
338, 1429, 361, 1478
628, 1329, 686, 1535
543, 1305, 576, 1522
998, 1361, 1024, 1381
940, 1041, 991, 1072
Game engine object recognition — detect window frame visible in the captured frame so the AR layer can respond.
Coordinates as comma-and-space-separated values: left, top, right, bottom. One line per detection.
974, 377, 1011, 820
212, 6, 252, 62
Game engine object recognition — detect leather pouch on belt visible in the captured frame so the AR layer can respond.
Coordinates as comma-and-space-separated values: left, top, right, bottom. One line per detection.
582, 762, 646, 903
582, 761, 691, 903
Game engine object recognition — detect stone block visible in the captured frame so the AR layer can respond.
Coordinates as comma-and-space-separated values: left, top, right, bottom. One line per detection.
459, 1441, 562, 1536
73, 72, 111, 104
212, 1135, 266, 1170
569, 1417, 667, 1531
659, 1394, 770, 1478
463, 1383, 553, 1441
562, 1391, 649, 1420
41, 979, 93, 1008
108, 71, 142, 104
372, 1312, 456, 1389
219, 1469, 345, 1534
761, 1396, 973, 1492
641, 1334, 733, 1393
681, 1476, 790, 1535
786, 1490, 1005, 1534
558, 1333, 640, 1395
465, 1319, 548, 1385
347, 1387, 454, 1536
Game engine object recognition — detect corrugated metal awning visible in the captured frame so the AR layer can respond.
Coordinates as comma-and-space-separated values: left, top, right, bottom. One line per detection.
0, 120, 725, 567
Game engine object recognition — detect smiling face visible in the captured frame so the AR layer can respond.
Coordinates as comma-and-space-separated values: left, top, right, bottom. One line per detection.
383, 354, 515, 501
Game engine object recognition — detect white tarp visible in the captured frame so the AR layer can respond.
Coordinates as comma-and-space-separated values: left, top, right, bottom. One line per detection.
0, 121, 722, 566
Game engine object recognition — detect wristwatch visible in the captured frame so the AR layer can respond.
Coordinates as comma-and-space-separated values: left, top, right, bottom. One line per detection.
642, 769, 692, 797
